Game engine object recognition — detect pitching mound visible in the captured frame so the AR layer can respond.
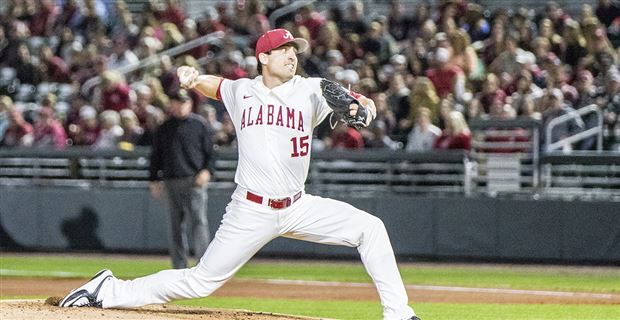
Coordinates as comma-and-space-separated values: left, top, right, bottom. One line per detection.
0, 299, 327, 320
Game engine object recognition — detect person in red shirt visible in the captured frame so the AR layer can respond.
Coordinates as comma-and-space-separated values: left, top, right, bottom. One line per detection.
159, 0, 187, 29
69, 105, 100, 146
296, 5, 324, 41
33, 106, 68, 149
425, 47, 465, 99
331, 123, 365, 150
100, 70, 131, 112
39, 45, 71, 83
434, 110, 471, 150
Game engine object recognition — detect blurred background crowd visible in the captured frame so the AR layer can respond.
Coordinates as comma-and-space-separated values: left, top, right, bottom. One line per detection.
0, 0, 619, 152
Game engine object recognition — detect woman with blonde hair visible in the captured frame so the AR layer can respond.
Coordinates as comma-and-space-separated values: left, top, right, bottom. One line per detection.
143, 76, 170, 111
434, 110, 471, 150
406, 77, 440, 127
448, 29, 483, 79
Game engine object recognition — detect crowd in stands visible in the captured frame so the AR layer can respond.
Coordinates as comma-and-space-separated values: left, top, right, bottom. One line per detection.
0, 0, 619, 153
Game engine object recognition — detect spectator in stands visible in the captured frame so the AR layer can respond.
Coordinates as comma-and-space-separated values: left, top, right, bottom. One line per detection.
542, 88, 585, 151
296, 5, 324, 41
93, 110, 123, 149
213, 112, 236, 147
144, 76, 170, 111
99, 70, 131, 112
490, 35, 526, 78
69, 105, 99, 146
0, 25, 9, 66
434, 110, 471, 150
1, 105, 34, 147
1, 0, 617, 152
159, 0, 188, 29
158, 55, 181, 97
199, 105, 222, 132
221, 51, 249, 80
476, 73, 507, 114
538, 18, 564, 58
517, 95, 542, 120
132, 84, 158, 126
107, 36, 139, 70
330, 122, 365, 150
32, 95, 68, 149
511, 70, 544, 115
365, 121, 402, 150
0, 96, 13, 142
562, 19, 589, 67
361, 20, 396, 65
119, 109, 143, 146
111, 3, 141, 44
340, 1, 368, 36
386, 73, 411, 124
583, 19, 617, 65
596, 0, 620, 27
76, 0, 106, 39
601, 69, 620, 150
28, 0, 56, 37
14, 43, 41, 85
39, 45, 72, 83
573, 70, 601, 150
55, 0, 81, 32
426, 47, 466, 101
371, 92, 397, 136
405, 77, 441, 129
181, 18, 208, 60
406, 107, 442, 152
137, 107, 165, 146
447, 29, 482, 80
482, 20, 506, 66
243, 56, 259, 78
196, 7, 226, 35
387, 0, 412, 41
149, 89, 214, 269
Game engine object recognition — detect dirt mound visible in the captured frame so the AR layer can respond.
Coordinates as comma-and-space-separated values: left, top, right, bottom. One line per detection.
0, 299, 328, 320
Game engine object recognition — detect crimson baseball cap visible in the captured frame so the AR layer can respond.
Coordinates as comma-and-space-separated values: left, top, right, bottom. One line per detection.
255, 29, 309, 59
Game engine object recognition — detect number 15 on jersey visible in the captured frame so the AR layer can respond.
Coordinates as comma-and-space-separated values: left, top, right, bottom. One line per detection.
290, 135, 309, 157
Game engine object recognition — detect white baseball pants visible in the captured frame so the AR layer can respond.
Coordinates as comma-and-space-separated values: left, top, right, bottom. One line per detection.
100, 188, 415, 320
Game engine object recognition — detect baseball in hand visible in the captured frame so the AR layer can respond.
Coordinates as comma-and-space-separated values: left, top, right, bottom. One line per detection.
177, 66, 199, 89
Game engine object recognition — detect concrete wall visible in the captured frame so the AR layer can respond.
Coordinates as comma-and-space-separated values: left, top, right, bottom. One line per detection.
1, 185, 618, 263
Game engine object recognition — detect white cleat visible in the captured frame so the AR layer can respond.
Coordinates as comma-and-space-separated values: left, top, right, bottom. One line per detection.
59, 269, 113, 308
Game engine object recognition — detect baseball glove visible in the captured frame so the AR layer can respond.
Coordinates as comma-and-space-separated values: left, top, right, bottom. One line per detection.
320, 79, 368, 130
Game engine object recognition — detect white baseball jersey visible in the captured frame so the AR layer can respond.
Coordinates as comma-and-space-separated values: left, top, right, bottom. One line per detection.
218, 75, 332, 198
88, 74, 416, 320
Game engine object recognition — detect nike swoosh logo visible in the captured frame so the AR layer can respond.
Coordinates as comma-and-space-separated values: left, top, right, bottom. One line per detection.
243, 95, 252, 99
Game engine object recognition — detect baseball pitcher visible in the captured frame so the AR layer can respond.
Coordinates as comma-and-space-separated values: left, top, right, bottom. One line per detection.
60, 28, 420, 320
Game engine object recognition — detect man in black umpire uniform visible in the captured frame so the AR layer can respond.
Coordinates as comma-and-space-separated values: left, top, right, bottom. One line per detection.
149, 89, 215, 269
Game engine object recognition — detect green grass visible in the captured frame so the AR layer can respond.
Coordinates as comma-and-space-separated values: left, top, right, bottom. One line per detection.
1, 255, 618, 293
178, 297, 620, 320
1, 254, 618, 320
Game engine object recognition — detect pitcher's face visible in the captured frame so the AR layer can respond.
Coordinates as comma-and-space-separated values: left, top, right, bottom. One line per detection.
262, 44, 298, 82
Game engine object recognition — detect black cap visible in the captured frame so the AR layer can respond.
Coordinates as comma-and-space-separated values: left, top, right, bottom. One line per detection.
170, 89, 191, 102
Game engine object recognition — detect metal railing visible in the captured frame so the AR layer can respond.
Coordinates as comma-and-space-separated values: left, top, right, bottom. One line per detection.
545, 104, 603, 152
469, 119, 541, 195
541, 152, 620, 201
2, 147, 619, 200
80, 31, 226, 96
